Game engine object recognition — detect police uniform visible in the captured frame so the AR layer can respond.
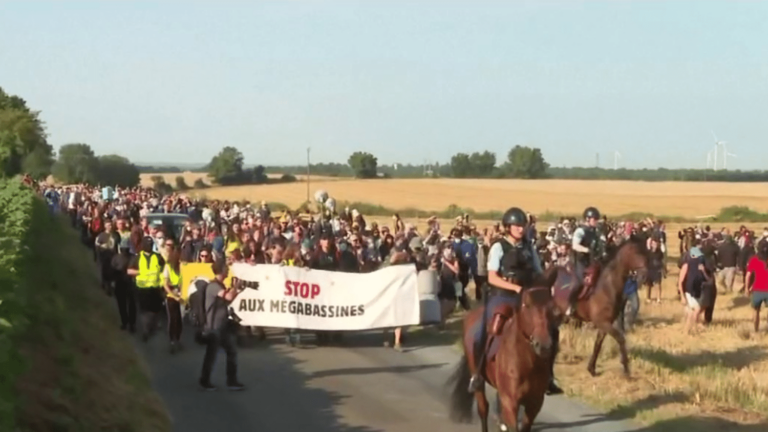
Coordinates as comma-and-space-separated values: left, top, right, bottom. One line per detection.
571, 224, 600, 280
468, 207, 563, 396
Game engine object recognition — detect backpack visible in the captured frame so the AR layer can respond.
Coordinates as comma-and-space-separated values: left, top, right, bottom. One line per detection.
186, 277, 211, 344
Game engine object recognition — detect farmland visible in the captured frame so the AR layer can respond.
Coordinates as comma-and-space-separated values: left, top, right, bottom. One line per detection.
143, 174, 768, 220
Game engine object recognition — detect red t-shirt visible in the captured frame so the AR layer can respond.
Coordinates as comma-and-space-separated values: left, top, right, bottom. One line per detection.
746, 256, 768, 292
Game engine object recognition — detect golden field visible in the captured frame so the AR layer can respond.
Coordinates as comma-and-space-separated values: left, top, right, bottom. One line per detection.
170, 177, 768, 219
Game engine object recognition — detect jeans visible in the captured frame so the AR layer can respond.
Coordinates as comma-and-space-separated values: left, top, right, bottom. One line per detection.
166, 297, 183, 342
472, 293, 520, 353
619, 291, 640, 332
114, 280, 136, 328
200, 327, 238, 384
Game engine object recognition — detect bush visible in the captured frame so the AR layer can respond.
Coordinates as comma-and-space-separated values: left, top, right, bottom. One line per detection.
280, 173, 297, 183
0, 179, 46, 430
174, 176, 190, 191
193, 178, 208, 189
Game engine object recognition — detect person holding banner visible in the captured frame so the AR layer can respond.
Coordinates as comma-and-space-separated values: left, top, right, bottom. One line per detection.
199, 260, 245, 391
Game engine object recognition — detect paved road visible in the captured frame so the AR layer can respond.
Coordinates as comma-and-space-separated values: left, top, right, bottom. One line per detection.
136, 327, 642, 432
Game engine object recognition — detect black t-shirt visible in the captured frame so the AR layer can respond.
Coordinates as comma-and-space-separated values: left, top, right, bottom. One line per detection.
312, 250, 338, 271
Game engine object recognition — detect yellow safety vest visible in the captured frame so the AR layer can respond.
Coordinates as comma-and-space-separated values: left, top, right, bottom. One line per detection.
166, 264, 181, 287
165, 264, 181, 298
136, 253, 162, 289
282, 259, 295, 267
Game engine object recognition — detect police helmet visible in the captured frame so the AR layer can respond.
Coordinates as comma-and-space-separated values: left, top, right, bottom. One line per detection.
501, 207, 528, 227
583, 207, 601, 220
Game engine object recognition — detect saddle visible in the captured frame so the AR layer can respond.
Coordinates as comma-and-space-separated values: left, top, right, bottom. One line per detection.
478, 303, 515, 363
578, 262, 602, 299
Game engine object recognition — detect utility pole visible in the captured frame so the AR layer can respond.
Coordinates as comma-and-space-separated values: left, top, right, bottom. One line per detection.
306, 147, 311, 204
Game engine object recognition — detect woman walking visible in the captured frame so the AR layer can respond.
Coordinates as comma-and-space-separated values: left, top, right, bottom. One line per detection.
163, 243, 184, 354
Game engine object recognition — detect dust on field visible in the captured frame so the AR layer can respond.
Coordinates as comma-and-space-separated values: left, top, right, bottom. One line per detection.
194, 178, 768, 218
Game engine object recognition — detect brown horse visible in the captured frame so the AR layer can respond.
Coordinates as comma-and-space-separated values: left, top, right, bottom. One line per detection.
550, 235, 649, 377
448, 275, 558, 432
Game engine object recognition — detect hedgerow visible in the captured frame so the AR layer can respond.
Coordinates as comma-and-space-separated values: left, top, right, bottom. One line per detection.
0, 179, 45, 431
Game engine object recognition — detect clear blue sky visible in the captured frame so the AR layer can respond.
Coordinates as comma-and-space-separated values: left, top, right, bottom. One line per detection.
2, 1, 767, 169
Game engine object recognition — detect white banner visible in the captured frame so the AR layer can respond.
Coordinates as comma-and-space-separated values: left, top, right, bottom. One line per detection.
229, 263, 421, 330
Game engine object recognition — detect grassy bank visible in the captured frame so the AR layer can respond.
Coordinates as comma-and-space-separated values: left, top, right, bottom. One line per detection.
0, 180, 170, 432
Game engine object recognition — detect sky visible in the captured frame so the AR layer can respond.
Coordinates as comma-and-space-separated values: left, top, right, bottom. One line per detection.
1, 1, 767, 169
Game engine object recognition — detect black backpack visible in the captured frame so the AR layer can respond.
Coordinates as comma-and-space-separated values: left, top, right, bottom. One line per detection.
187, 278, 211, 344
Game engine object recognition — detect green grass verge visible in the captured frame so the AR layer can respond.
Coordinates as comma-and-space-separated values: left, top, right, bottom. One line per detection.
0, 180, 171, 432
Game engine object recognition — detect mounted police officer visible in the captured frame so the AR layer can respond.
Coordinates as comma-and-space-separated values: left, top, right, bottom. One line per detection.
468, 207, 564, 396
566, 206, 603, 317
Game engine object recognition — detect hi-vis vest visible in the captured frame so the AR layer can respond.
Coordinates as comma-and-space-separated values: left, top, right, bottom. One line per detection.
281, 259, 295, 267
166, 264, 181, 287
136, 253, 162, 289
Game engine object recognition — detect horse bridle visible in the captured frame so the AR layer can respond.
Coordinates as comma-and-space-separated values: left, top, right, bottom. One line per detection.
518, 286, 551, 347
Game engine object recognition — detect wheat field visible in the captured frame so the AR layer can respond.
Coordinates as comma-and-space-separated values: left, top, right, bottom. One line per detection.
170, 177, 768, 219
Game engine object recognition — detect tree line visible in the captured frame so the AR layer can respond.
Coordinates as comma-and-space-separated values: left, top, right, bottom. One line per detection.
6, 83, 768, 186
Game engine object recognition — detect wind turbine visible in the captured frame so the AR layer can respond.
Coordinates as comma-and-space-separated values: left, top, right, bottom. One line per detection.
722, 142, 737, 170
711, 131, 727, 171
613, 150, 622, 170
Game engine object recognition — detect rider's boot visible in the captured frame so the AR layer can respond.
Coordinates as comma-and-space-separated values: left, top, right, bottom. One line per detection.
467, 337, 493, 393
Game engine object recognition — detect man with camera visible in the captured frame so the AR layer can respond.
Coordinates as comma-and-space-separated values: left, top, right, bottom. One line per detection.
199, 259, 245, 392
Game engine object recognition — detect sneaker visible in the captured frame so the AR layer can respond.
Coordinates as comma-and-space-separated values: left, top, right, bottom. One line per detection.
393, 342, 403, 352
227, 381, 246, 391
199, 381, 217, 391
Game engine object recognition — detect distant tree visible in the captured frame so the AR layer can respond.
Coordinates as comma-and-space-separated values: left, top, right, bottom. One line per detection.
469, 151, 496, 176
505, 145, 550, 179
347, 151, 378, 178
97, 154, 140, 187
450, 153, 473, 178
280, 173, 297, 183
175, 175, 190, 190
208, 146, 245, 184
193, 178, 208, 189
52, 143, 100, 184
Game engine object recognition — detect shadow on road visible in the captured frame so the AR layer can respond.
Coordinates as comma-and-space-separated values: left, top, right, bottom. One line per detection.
310, 363, 447, 379
536, 391, 689, 430
141, 326, 389, 432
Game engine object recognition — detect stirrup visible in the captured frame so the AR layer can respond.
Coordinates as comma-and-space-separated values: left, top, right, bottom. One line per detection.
467, 374, 484, 393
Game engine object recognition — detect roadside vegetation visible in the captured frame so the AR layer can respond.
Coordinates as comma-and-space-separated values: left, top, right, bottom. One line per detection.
0, 179, 170, 432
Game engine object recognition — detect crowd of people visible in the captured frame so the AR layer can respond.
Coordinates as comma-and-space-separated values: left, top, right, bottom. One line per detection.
35, 179, 768, 390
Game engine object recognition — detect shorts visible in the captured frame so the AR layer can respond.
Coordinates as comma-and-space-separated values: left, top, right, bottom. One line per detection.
137, 288, 164, 314
684, 292, 701, 311
751, 291, 768, 309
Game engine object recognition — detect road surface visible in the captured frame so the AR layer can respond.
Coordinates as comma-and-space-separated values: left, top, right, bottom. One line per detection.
136, 328, 642, 432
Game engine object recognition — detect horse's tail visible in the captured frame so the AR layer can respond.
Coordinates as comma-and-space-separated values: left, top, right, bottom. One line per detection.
447, 353, 474, 423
